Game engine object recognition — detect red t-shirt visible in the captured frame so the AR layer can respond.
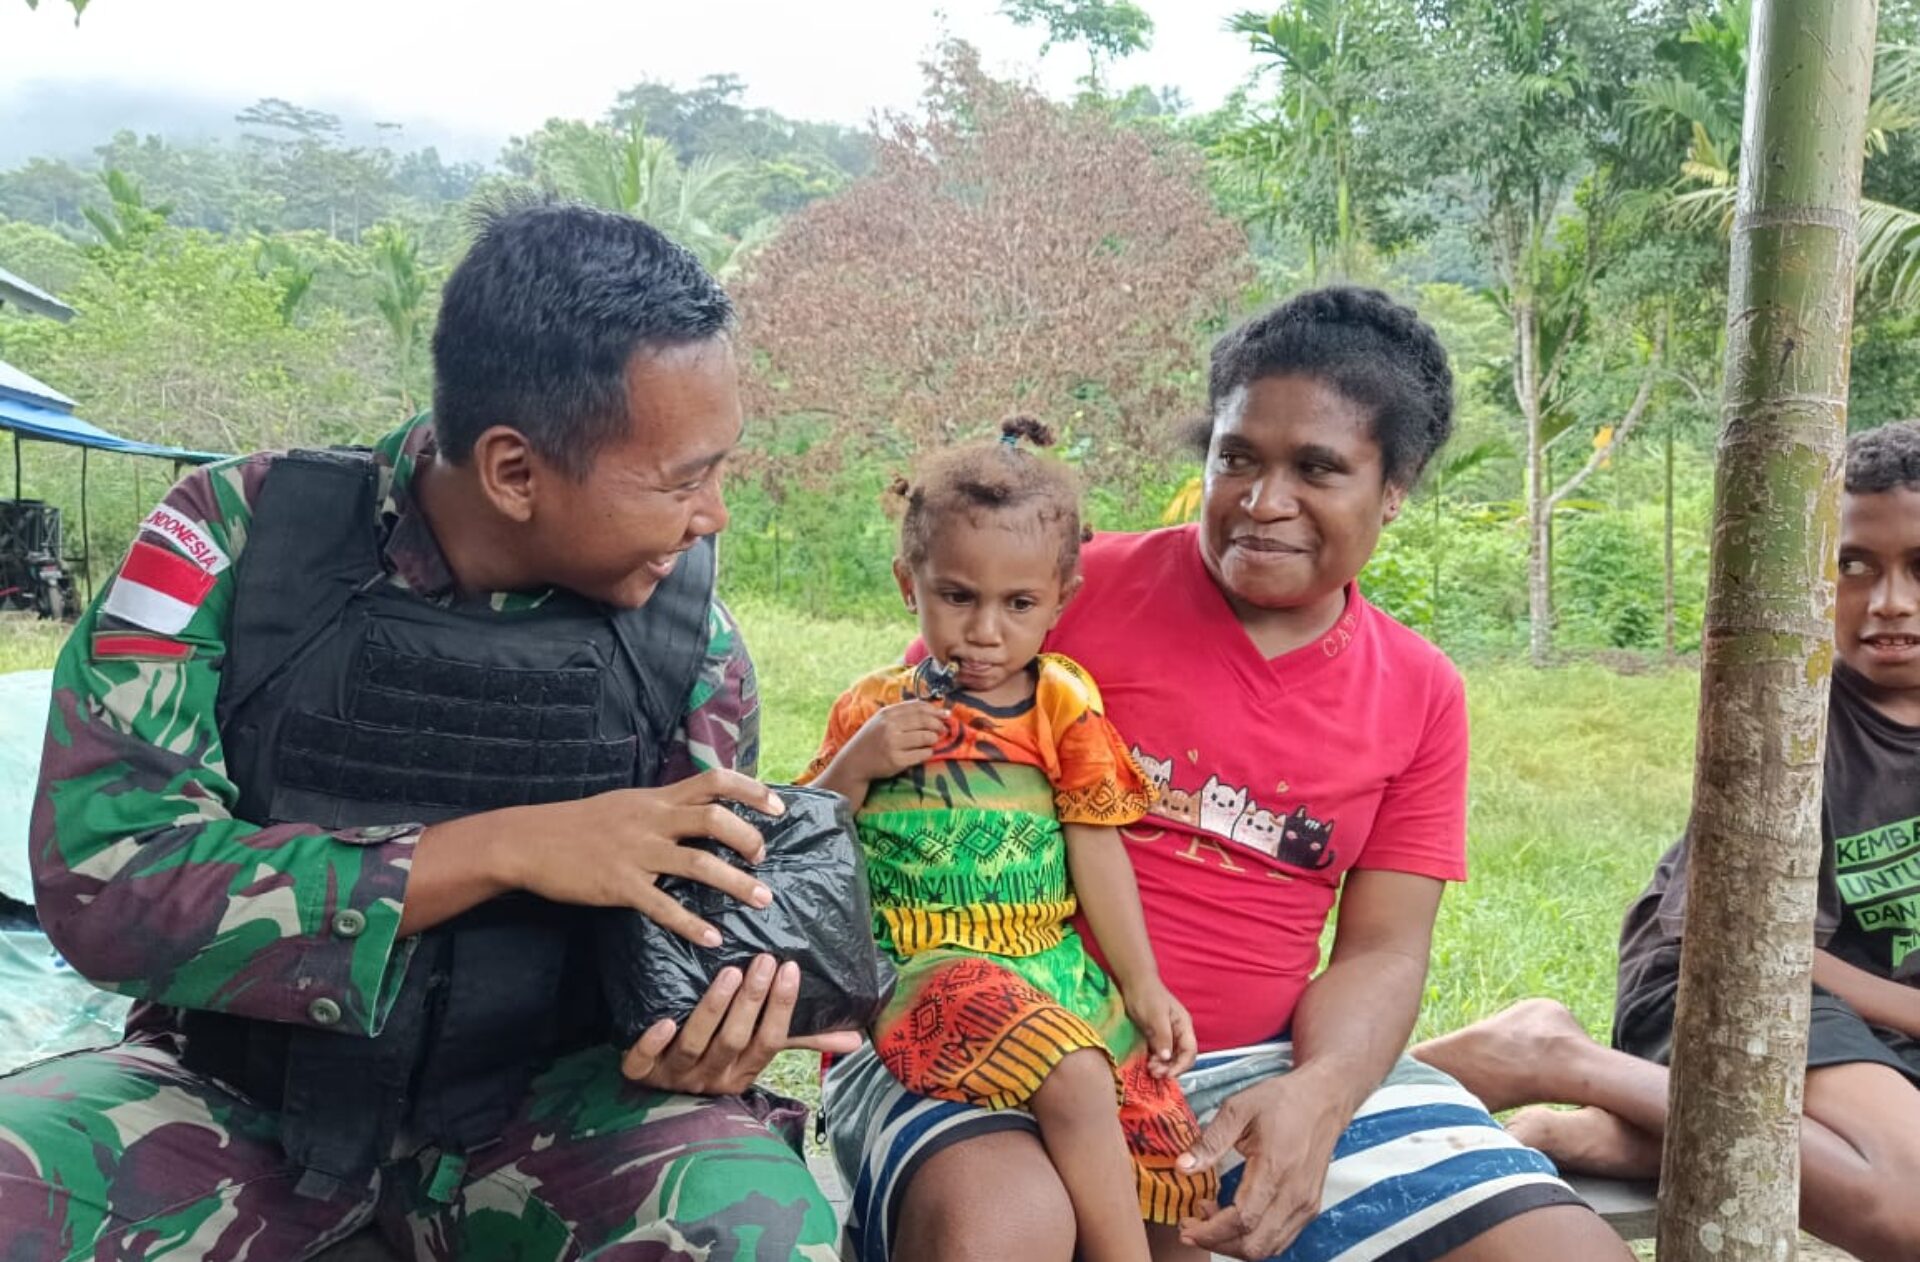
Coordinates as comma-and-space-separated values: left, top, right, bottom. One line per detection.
1044, 526, 1469, 1051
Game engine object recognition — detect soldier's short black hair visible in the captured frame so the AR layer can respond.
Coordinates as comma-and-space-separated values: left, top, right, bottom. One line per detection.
1847, 419, 1920, 495
431, 198, 735, 478
1198, 285, 1455, 488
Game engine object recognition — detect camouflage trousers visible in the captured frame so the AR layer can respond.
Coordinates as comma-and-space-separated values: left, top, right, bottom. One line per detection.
0, 1034, 841, 1262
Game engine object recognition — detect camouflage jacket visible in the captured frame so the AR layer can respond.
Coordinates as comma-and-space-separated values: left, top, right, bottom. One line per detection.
30, 415, 759, 1040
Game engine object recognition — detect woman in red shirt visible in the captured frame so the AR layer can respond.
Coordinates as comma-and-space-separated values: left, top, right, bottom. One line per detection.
822, 287, 1631, 1262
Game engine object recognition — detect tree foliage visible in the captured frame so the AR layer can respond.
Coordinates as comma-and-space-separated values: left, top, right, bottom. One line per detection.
736, 43, 1249, 489
0, 224, 377, 457
363, 222, 431, 415
22, 0, 89, 19
604, 74, 871, 220
1217, 0, 1417, 280
548, 122, 772, 278
7, 5, 1919, 651
1411, 0, 1667, 661
1631, 2, 1920, 308
81, 170, 171, 253
1000, 0, 1155, 87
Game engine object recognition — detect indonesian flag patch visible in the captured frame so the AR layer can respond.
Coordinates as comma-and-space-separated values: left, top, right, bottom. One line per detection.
137, 505, 230, 575
102, 538, 219, 635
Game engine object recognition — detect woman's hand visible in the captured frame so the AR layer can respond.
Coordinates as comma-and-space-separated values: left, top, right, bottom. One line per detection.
620, 953, 863, 1094
1175, 1069, 1347, 1259
1123, 976, 1197, 1078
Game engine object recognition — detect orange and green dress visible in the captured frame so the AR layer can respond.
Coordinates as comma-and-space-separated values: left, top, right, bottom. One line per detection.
800, 653, 1218, 1223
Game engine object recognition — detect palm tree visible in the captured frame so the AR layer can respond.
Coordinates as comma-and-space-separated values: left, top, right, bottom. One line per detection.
251, 235, 316, 325
1658, 4, 1875, 1256
1220, 0, 1384, 281
1634, 1, 1920, 305
565, 122, 775, 279
82, 170, 172, 253
364, 223, 428, 415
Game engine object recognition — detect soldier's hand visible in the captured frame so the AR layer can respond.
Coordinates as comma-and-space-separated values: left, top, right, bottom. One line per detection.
619, 953, 863, 1093
502, 768, 783, 946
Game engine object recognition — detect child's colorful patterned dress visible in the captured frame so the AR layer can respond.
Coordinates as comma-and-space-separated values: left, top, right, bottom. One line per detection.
800, 653, 1218, 1223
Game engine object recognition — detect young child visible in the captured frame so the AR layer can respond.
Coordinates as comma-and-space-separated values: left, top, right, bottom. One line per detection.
802, 419, 1215, 1262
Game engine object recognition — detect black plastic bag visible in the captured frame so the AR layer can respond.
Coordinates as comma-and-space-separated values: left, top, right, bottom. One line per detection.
598, 785, 895, 1044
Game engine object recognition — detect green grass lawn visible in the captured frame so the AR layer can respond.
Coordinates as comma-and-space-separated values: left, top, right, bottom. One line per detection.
0, 617, 68, 675
1433, 661, 1695, 1041
0, 602, 1698, 1103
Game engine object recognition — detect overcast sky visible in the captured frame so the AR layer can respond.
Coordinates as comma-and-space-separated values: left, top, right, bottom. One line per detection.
2, 0, 1261, 166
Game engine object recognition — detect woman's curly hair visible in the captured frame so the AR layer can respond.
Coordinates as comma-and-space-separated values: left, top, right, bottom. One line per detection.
1198, 285, 1455, 488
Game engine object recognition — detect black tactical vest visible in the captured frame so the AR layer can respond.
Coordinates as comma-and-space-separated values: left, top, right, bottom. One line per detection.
178, 448, 716, 1195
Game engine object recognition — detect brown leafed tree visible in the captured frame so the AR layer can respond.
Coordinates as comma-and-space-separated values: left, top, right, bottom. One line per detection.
734, 42, 1251, 490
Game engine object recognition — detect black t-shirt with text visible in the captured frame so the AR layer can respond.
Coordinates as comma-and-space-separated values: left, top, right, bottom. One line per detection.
1615, 665, 1920, 1044
1820, 665, 1920, 980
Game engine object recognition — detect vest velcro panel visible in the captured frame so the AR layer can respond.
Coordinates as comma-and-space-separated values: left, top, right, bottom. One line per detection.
274, 641, 638, 811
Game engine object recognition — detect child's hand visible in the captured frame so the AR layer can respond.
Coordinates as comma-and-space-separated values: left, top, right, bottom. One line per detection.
1124, 977, 1197, 1079
840, 700, 948, 781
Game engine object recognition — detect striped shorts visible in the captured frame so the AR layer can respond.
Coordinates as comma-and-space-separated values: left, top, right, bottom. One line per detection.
822, 1039, 1582, 1262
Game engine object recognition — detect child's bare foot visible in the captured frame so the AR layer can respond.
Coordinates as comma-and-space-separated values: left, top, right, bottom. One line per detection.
1508, 1106, 1662, 1179
1410, 998, 1595, 1113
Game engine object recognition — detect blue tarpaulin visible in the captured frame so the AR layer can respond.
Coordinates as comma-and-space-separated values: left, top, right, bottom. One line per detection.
0, 360, 224, 465
0, 671, 132, 1073
0, 390, 225, 465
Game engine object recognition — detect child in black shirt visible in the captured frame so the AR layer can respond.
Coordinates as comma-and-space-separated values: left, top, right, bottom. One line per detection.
1417, 419, 1920, 1262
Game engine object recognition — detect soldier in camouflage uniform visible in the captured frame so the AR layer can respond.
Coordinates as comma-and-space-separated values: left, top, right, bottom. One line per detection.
0, 204, 852, 1261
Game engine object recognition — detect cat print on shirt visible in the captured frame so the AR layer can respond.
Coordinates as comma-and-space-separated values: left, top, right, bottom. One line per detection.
1132, 747, 1174, 793
1158, 786, 1199, 827
1199, 776, 1250, 837
1230, 806, 1285, 856
1132, 747, 1337, 870
1274, 805, 1337, 869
